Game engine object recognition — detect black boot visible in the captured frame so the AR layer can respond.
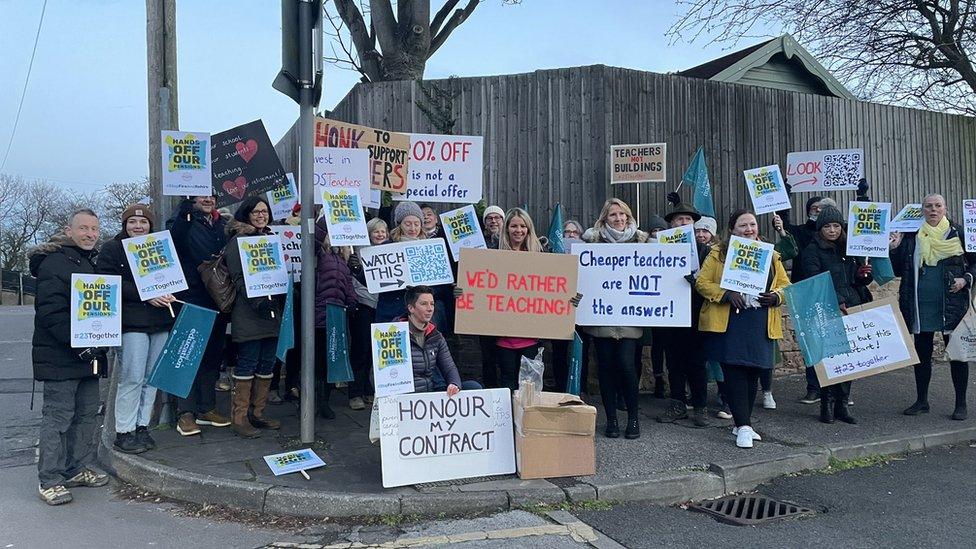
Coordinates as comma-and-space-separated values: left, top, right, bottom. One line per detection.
604, 416, 620, 438
820, 390, 835, 424
653, 375, 666, 399
834, 383, 857, 424
316, 380, 335, 419
113, 432, 148, 454
625, 415, 641, 439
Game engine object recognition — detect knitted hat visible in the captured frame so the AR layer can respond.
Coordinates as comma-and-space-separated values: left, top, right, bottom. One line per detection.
664, 202, 702, 224
816, 205, 845, 232
394, 201, 424, 227
122, 203, 155, 231
482, 205, 504, 223
694, 216, 717, 236
646, 214, 669, 232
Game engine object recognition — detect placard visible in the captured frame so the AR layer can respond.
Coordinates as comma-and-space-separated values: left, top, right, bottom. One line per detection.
211, 120, 287, 207
263, 449, 326, 476
359, 240, 454, 293
236, 234, 290, 297
889, 203, 923, 233
454, 248, 578, 340
378, 388, 515, 487
786, 148, 864, 191
161, 131, 211, 196
371, 322, 416, 398
719, 236, 775, 295
814, 298, 918, 386
70, 274, 122, 348
610, 143, 666, 184
964, 199, 976, 253
121, 230, 189, 301
439, 205, 487, 261
149, 303, 217, 398
743, 165, 791, 215
846, 201, 891, 258
313, 147, 379, 208
321, 189, 370, 246
655, 225, 699, 270
403, 134, 483, 203
275, 227, 303, 282
573, 243, 691, 327
267, 173, 299, 221
314, 117, 410, 193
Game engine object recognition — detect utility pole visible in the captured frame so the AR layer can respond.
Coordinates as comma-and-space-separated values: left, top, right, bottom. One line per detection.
147, 0, 178, 222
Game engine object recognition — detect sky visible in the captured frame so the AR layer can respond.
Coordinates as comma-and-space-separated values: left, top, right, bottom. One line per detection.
0, 0, 775, 194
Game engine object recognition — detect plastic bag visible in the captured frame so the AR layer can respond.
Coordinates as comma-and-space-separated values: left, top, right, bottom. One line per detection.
518, 347, 545, 406
946, 292, 976, 362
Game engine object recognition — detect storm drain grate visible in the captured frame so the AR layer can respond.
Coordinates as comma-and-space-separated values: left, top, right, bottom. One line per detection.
690, 495, 814, 526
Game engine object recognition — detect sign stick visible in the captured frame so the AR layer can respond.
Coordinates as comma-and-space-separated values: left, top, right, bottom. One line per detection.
185, 196, 191, 221
93, 358, 98, 376
269, 296, 276, 319
300, 470, 310, 480
166, 302, 175, 318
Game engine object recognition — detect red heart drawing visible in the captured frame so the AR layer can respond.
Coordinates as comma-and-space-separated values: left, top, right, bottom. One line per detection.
222, 176, 247, 199
284, 230, 295, 239
236, 139, 258, 163
284, 254, 290, 262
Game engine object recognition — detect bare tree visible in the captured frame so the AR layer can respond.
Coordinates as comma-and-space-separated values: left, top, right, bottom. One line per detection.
0, 179, 71, 271
669, 1, 976, 115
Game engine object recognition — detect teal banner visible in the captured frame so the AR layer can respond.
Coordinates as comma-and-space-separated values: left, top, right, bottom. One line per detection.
566, 333, 583, 396
782, 272, 852, 367
869, 256, 895, 286
326, 304, 354, 383
275, 280, 295, 362
547, 203, 565, 254
683, 146, 714, 218
149, 303, 217, 398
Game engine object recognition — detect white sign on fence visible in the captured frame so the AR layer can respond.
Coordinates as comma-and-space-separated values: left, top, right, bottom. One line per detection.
313, 147, 380, 208
70, 273, 122, 348
785, 148, 864, 192
743, 165, 791, 215
964, 200, 976, 253
439, 205, 487, 261
121, 230, 188, 301
719, 236, 775, 295
161, 130, 212, 196
371, 322, 416, 398
379, 388, 515, 487
846, 201, 892, 258
889, 203, 923, 233
236, 234, 290, 297
403, 134, 484, 203
359, 239, 454, 293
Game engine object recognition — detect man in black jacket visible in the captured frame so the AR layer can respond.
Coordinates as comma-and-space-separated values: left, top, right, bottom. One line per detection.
30, 208, 110, 505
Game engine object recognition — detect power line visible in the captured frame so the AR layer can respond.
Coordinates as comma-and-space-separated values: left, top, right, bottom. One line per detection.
0, 0, 49, 172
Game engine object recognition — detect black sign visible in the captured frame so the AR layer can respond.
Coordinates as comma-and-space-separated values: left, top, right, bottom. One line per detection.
211, 119, 286, 208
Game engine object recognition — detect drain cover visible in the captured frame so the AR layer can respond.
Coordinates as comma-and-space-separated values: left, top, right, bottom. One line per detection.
690, 495, 814, 526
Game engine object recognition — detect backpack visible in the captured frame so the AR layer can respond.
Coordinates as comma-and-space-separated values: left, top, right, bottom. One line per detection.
197, 249, 235, 313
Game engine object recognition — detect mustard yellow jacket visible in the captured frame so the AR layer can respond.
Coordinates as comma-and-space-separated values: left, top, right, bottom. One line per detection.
695, 246, 791, 339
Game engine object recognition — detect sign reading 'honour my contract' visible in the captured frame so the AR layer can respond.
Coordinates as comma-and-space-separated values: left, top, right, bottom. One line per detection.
371, 322, 415, 398
70, 274, 122, 348
121, 230, 188, 301
719, 236, 775, 295
359, 240, 454, 293
236, 234, 290, 297
846, 201, 891, 258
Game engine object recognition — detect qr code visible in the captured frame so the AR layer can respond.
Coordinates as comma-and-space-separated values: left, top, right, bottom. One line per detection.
405, 243, 452, 284
822, 152, 862, 187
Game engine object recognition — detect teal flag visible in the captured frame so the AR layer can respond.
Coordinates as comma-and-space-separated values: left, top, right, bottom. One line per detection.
566, 333, 583, 395
275, 280, 295, 362
782, 272, 852, 367
547, 203, 565, 254
149, 303, 218, 399
326, 304, 354, 383
683, 146, 714, 218
869, 256, 895, 286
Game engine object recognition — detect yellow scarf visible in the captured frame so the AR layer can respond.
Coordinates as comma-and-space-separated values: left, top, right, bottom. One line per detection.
917, 216, 963, 266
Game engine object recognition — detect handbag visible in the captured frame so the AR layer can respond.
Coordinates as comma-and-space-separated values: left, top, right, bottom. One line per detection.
197, 250, 235, 314
945, 289, 976, 362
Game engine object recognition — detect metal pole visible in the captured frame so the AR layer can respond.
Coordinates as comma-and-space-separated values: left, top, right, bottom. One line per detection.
298, 0, 317, 444
18, 272, 24, 306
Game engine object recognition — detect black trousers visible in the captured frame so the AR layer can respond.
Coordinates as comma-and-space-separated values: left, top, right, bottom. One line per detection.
650, 328, 665, 378
178, 314, 227, 416
595, 337, 639, 419
913, 332, 969, 407
661, 327, 708, 408
721, 364, 763, 427
479, 336, 498, 388
496, 345, 535, 392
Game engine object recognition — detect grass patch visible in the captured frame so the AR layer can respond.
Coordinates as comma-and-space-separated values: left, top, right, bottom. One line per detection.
824, 454, 893, 473
521, 499, 615, 515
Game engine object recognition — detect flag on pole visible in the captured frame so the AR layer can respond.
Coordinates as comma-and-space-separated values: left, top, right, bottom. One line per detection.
566, 332, 583, 395
683, 146, 715, 218
275, 280, 295, 362
782, 272, 852, 367
547, 203, 565, 254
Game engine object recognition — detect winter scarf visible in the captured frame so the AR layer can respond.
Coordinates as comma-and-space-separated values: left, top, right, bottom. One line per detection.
918, 216, 963, 267
599, 221, 638, 244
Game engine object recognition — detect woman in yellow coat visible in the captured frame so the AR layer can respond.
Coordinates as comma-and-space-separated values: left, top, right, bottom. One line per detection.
696, 209, 790, 449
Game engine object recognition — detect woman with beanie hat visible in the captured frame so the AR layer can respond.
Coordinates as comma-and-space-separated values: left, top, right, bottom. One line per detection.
96, 204, 176, 454
801, 204, 873, 424
694, 216, 718, 246
376, 201, 428, 323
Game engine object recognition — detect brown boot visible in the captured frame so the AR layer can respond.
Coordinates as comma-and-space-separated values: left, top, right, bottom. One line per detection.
232, 378, 261, 438
250, 377, 281, 430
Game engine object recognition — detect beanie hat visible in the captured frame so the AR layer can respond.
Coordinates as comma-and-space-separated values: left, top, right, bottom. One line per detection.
694, 216, 717, 236
394, 201, 424, 227
816, 205, 845, 232
122, 203, 155, 231
482, 205, 504, 223
817, 197, 838, 210
805, 195, 824, 216
646, 214, 669, 232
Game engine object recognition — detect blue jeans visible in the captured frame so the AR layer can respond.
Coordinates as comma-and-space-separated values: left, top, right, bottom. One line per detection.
235, 338, 278, 379
116, 331, 168, 433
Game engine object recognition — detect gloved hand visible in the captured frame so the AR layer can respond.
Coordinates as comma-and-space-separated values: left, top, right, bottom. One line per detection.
758, 292, 780, 308
347, 254, 362, 271
857, 178, 870, 197
857, 264, 873, 279
570, 293, 583, 307
683, 272, 698, 285
722, 291, 747, 310
179, 197, 195, 216
667, 192, 681, 207
453, 286, 464, 298
78, 347, 108, 364
784, 182, 793, 194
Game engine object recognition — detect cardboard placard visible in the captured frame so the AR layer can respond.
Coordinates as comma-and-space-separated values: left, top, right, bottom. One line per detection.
267, 173, 299, 221
655, 225, 699, 270
573, 243, 692, 327
454, 248, 579, 340
371, 322, 416, 398
846, 201, 891, 258
263, 449, 326, 476
236, 234, 289, 297
121, 230, 189, 301
358, 240, 454, 293
313, 147, 379, 208
814, 298, 919, 387
964, 199, 976, 253
379, 388, 515, 487
70, 274, 122, 348
719, 236, 775, 295
786, 148, 864, 191
274, 227, 303, 282
439, 205, 487, 261
743, 165, 791, 215
889, 203, 923, 233
211, 120, 287, 207
610, 143, 666, 184
321, 189, 370, 246
402, 134, 484, 203
161, 131, 212, 196
314, 117, 410, 194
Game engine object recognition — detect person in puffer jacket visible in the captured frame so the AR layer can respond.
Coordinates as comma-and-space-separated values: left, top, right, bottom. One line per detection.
400, 286, 481, 394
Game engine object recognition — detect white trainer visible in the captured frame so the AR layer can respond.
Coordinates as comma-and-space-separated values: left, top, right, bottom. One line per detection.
736, 426, 756, 448
762, 391, 777, 410
732, 426, 762, 441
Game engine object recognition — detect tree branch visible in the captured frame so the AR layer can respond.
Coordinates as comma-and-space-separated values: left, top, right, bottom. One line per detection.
431, 0, 462, 37
430, 0, 480, 57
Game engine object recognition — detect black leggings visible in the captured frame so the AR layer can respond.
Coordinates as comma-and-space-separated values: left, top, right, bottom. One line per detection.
913, 332, 969, 407
759, 369, 772, 392
496, 345, 536, 391
650, 328, 666, 378
663, 330, 708, 408
479, 336, 498, 388
721, 364, 763, 427
595, 338, 639, 419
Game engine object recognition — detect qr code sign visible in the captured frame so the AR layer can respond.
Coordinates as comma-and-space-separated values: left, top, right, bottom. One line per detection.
405, 242, 453, 285
822, 152, 863, 188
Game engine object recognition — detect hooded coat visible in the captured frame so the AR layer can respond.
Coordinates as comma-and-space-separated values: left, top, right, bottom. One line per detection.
800, 234, 873, 308
224, 219, 283, 342
95, 231, 176, 333
165, 199, 228, 307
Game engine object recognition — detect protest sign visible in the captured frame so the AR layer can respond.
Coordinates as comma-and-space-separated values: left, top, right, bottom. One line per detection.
786, 148, 864, 191
236, 234, 289, 297
314, 117, 410, 194
846, 201, 891, 258
814, 298, 918, 387
275, 227, 303, 282
964, 200, 976, 253
359, 240, 454, 293
610, 143, 666, 183
70, 274, 122, 348
403, 133, 483, 203
267, 173, 299, 221
743, 165, 791, 215
782, 272, 852, 367
149, 303, 217, 398
379, 388, 515, 487
455, 248, 578, 340
573, 243, 691, 327
889, 203, 923, 233
161, 131, 211, 196
313, 147, 379, 208
719, 236, 775, 295
121, 230, 188, 301
321, 189, 370, 246
211, 120, 287, 207
275, 281, 294, 362
371, 322, 415, 398
655, 225, 699, 270
263, 449, 326, 477
439, 205, 487, 261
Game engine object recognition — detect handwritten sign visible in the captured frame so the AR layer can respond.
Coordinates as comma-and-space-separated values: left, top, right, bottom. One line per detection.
719, 236, 775, 295
371, 322, 416, 398
455, 248, 578, 340
70, 274, 122, 348
211, 120, 287, 208
889, 203, 923, 233
379, 388, 515, 487
263, 448, 326, 477
964, 200, 976, 253
314, 117, 410, 194
846, 201, 891, 258
786, 148, 864, 191
610, 143, 666, 184
236, 234, 289, 297
313, 147, 379, 208
161, 131, 211, 196
574, 243, 691, 327
439, 205, 487, 261
743, 165, 791, 215
121, 230, 188, 300
274, 227, 302, 282
359, 240, 454, 293
402, 134, 483, 203
655, 225, 699, 270
267, 173, 299, 221
321, 189, 370, 246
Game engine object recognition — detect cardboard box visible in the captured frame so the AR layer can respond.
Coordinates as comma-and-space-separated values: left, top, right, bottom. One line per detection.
513, 391, 596, 479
